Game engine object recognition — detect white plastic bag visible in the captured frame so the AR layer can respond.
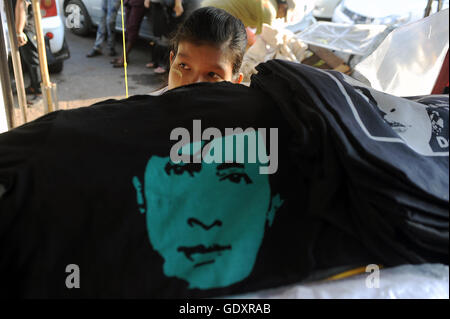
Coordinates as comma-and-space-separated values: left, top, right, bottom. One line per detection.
354, 9, 449, 97
296, 22, 387, 56
227, 264, 449, 299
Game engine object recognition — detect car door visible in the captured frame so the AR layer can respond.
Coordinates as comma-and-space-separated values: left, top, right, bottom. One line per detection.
85, 0, 103, 25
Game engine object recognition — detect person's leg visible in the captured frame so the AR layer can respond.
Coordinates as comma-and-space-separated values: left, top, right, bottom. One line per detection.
88, 0, 108, 56
153, 46, 169, 74
111, 3, 131, 64
154, 1, 198, 73
151, 3, 168, 38
146, 40, 156, 68
145, 2, 167, 68
126, 5, 146, 50
181, 0, 201, 20
19, 38, 41, 95
152, 38, 170, 74
106, 0, 120, 55
113, 5, 146, 67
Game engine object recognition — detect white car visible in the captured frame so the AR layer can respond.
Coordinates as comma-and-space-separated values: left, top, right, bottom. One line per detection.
332, 0, 449, 26
62, 0, 154, 40
313, 0, 342, 19
41, 0, 70, 73
1, 0, 69, 73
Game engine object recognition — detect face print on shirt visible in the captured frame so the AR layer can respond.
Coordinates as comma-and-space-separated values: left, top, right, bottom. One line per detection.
133, 131, 283, 289
354, 86, 448, 156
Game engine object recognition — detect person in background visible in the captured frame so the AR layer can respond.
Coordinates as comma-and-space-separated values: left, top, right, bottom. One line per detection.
200, 0, 292, 50
86, 0, 121, 58
112, 0, 146, 68
145, 0, 201, 74
143, 0, 175, 74
14, 0, 41, 98
200, 0, 288, 35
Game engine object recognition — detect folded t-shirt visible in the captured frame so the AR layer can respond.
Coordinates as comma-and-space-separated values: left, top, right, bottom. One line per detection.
0, 81, 377, 298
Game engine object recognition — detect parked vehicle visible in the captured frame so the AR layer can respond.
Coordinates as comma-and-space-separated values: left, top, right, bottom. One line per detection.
42, 0, 70, 73
332, 0, 449, 26
63, 0, 153, 40
313, 0, 341, 20
63, 0, 318, 40
2, 0, 69, 73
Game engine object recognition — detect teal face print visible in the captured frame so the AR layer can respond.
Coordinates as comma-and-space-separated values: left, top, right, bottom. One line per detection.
133, 131, 282, 290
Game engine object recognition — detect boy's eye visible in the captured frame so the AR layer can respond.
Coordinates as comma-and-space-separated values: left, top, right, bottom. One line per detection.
179, 63, 190, 70
208, 72, 221, 80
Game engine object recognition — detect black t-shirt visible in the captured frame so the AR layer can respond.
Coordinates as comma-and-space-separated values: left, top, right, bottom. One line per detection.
251, 60, 449, 266
0, 82, 376, 298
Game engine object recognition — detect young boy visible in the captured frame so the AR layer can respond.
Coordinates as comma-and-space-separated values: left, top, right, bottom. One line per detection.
164, 6, 247, 92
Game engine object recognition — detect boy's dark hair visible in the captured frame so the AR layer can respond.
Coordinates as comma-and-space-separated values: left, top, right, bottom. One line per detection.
171, 7, 247, 76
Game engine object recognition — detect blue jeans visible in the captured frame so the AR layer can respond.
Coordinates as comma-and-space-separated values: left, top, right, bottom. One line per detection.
93, 0, 120, 51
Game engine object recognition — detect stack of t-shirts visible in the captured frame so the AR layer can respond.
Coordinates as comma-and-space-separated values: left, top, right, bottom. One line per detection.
0, 82, 377, 298
0, 65, 447, 298
251, 60, 449, 267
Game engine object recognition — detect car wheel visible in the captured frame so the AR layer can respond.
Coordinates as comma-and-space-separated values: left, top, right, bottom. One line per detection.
49, 61, 64, 74
64, 0, 92, 36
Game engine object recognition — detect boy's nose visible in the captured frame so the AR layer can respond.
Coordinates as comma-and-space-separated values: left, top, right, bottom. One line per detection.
193, 75, 206, 83
190, 72, 208, 84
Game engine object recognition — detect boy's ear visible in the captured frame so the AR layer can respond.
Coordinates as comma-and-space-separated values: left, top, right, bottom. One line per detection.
169, 51, 175, 65
233, 73, 244, 84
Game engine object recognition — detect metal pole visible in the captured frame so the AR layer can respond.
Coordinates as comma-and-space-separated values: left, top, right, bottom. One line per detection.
0, 10, 15, 129
31, 0, 55, 113
4, 0, 27, 124
424, 0, 434, 17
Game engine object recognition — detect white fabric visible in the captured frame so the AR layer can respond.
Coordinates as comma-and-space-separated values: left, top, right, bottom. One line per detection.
354, 9, 449, 97
241, 23, 308, 82
227, 264, 449, 299
149, 86, 169, 95
296, 22, 387, 56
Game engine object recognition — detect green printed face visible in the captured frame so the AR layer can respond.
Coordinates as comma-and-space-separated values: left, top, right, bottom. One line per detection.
134, 132, 282, 289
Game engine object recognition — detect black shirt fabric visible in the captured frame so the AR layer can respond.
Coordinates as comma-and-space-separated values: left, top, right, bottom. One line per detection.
0, 82, 379, 298
0, 68, 448, 298
251, 60, 449, 266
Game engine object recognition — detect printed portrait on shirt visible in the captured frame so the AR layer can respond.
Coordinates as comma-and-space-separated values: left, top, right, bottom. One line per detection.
353, 85, 449, 156
133, 130, 283, 289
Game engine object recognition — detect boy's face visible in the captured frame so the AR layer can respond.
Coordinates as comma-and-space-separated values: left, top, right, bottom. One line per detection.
168, 41, 243, 90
